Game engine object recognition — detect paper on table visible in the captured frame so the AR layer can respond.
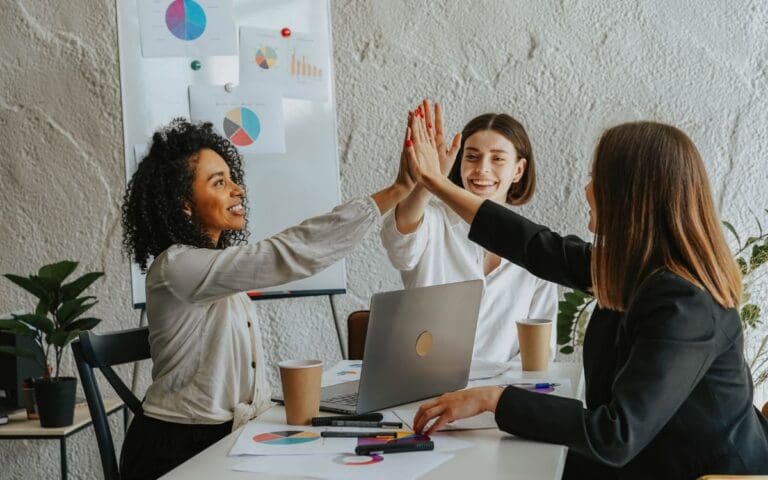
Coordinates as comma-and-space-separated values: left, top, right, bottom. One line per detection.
322, 359, 363, 387
394, 409, 498, 431
231, 451, 454, 480
229, 421, 352, 456
470, 377, 573, 398
468, 359, 515, 380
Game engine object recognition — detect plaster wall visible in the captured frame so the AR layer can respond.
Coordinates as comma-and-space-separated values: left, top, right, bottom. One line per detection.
1, 1, 767, 478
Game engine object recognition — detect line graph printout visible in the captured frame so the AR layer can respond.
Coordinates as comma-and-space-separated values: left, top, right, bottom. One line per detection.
138, 0, 236, 57
239, 27, 329, 101
189, 84, 285, 154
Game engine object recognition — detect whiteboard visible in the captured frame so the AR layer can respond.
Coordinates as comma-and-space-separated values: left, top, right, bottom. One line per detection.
117, 0, 345, 307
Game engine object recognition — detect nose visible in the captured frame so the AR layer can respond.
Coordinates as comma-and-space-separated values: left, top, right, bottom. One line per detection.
231, 182, 244, 197
476, 156, 491, 173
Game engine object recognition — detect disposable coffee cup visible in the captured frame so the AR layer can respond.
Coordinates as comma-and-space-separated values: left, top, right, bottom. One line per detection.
516, 318, 552, 371
278, 359, 323, 425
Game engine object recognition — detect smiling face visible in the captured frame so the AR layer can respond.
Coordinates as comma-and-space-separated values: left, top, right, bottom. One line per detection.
185, 148, 246, 245
460, 130, 527, 204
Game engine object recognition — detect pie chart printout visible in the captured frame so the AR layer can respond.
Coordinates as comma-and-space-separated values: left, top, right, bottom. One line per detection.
165, 0, 207, 41
255, 46, 278, 69
252, 430, 320, 445
223, 107, 261, 147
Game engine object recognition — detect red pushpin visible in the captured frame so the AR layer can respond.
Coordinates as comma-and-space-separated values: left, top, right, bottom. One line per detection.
281, 27, 291, 38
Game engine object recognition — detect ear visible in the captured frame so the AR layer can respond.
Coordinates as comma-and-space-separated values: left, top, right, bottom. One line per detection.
182, 201, 193, 217
513, 158, 527, 183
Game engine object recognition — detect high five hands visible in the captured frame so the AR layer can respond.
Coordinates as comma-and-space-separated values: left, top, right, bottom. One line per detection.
403, 99, 462, 189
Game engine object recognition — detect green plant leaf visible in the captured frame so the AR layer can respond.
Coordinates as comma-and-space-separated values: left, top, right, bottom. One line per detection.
63, 317, 101, 332
737, 257, 749, 275
35, 299, 50, 316
38, 261, 78, 283
722, 221, 741, 247
741, 304, 761, 330
749, 244, 768, 270
2, 274, 52, 304
0, 319, 36, 337
61, 272, 103, 302
564, 291, 586, 306
47, 330, 80, 348
0, 345, 36, 359
56, 297, 97, 325
559, 345, 574, 354
558, 301, 577, 316
11, 313, 54, 334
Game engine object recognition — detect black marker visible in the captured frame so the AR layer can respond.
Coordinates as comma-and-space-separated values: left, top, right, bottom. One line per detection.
321, 431, 398, 438
355, 440, 434, 455
311, 413, 383, 426
329, 420, 402, 428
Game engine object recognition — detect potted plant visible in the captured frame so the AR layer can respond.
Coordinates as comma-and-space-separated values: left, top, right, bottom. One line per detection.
0, 261, 103, 427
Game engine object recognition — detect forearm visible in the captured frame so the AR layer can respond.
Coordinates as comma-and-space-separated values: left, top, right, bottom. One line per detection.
370, 183, 411, 215
422, 175, 484, 225
394, 186, 432, 234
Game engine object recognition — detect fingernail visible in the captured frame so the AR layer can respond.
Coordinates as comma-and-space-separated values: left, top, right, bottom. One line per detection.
405, 139, 413, 147
427, 123, 432, 128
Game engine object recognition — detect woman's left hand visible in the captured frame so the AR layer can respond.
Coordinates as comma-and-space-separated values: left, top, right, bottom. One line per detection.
413, 386, 504, 435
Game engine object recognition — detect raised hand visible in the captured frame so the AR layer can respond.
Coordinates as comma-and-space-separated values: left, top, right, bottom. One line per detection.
432, 102, 462, 175
395, 125, 416, 192
405, 108, 442, 186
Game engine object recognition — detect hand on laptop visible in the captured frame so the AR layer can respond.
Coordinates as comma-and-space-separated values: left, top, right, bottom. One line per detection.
413, 386, 504, 435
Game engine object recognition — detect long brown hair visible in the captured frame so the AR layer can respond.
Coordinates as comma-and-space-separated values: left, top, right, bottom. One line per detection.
447, 113, 536, 205
591, 121, 741, 311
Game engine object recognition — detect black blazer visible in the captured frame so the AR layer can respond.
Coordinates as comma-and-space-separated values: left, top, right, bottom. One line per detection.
468, 200, 768, 479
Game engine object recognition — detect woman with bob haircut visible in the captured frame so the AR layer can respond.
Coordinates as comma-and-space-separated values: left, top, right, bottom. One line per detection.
120, 119, 415, 479
381, 100, 557, 363
404, 114, 768, 478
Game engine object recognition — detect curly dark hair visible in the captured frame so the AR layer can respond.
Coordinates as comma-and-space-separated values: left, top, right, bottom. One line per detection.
121, 118, 249, 271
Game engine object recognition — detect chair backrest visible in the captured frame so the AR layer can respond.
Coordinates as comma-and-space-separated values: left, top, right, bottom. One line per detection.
72, 327, 151, 480
346, 310, 370, 360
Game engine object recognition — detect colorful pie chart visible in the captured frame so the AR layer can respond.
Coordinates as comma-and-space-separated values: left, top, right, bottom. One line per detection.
223, 107, 261, 147
342, 454, 384, 466
165, 0, 207, 41
255, 46, 278, 69
252, 430, 320, 445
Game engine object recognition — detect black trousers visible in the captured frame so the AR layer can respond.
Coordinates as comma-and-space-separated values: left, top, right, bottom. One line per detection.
563, 450, 619, 480
120, 414, 233, 480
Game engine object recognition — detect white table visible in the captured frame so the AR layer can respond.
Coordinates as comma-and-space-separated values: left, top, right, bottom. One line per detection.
162, 362, 583, 480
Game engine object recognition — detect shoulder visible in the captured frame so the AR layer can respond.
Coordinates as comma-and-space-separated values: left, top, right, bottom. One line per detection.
625, 270, 721, 340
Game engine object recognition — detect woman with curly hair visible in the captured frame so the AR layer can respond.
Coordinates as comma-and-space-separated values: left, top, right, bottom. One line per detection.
120, 118, 414, 479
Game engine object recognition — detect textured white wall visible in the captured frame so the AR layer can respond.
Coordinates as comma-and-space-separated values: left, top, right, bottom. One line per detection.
1, 1, 767, 478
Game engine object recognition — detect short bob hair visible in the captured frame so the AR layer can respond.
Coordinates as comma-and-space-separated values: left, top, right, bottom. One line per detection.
121, 119, 248, 271
447, 113, 535, 205
591, 121, 741, 311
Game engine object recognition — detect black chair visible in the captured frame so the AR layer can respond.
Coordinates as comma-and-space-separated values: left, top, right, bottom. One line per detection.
72, 327, 150, 480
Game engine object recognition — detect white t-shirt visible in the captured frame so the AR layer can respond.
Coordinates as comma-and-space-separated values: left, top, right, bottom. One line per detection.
380, 200, 558, 363
141, 197, 381, 429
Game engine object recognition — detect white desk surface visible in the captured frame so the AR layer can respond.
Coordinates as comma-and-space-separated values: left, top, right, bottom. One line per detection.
162, 361, 583, 480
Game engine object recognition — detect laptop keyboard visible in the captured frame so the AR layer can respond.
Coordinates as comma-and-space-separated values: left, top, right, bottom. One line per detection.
324, 392, 358, 406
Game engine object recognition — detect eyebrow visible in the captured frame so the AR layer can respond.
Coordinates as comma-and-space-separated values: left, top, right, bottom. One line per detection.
207, 171, 226, 181
465, 147, 510, 154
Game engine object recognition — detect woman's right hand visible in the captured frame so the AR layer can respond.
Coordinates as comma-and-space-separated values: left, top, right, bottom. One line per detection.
406, 106, 443, 189
427, 100, 462, 176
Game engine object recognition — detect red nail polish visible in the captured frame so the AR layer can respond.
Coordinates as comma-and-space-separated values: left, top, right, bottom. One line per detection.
427, 123, 432, 128
405, 139, 413, 147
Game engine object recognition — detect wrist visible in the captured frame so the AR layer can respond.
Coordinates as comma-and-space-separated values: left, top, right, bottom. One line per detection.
486, 386, 504, 413
390, 182, 411, 201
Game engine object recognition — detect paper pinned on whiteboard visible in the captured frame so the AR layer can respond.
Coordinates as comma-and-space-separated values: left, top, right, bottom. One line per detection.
239, 27, 329, 101
137, 0, 237, 58
189, 84, 286, 155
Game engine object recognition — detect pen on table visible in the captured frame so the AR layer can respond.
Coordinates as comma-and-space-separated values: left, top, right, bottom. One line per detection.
329, 420, 402, 428
311, 413, 383, 426
355, 440, 434, 455
321, 431, 398, 438
506, 382, 560, 389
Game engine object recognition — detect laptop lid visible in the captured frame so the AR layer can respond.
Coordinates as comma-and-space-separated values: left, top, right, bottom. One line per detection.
352, 279, 483, 413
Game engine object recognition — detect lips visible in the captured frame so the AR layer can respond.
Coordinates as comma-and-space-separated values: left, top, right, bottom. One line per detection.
227, 203, 245, 215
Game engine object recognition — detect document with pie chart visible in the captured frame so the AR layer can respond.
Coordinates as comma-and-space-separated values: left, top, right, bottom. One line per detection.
239, 27, 330, 101
137, 0, 236, 57
189, 84, 286, 155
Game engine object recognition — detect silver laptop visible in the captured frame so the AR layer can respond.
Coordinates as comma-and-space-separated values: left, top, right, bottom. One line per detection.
317, 279, 483, 414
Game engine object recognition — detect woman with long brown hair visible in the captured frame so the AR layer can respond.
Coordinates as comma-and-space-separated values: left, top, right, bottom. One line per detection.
405, 114, 768, 478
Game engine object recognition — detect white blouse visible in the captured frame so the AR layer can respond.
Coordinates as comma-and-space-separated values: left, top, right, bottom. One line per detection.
141, 197, 381, 429
380, 200, 558, 363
